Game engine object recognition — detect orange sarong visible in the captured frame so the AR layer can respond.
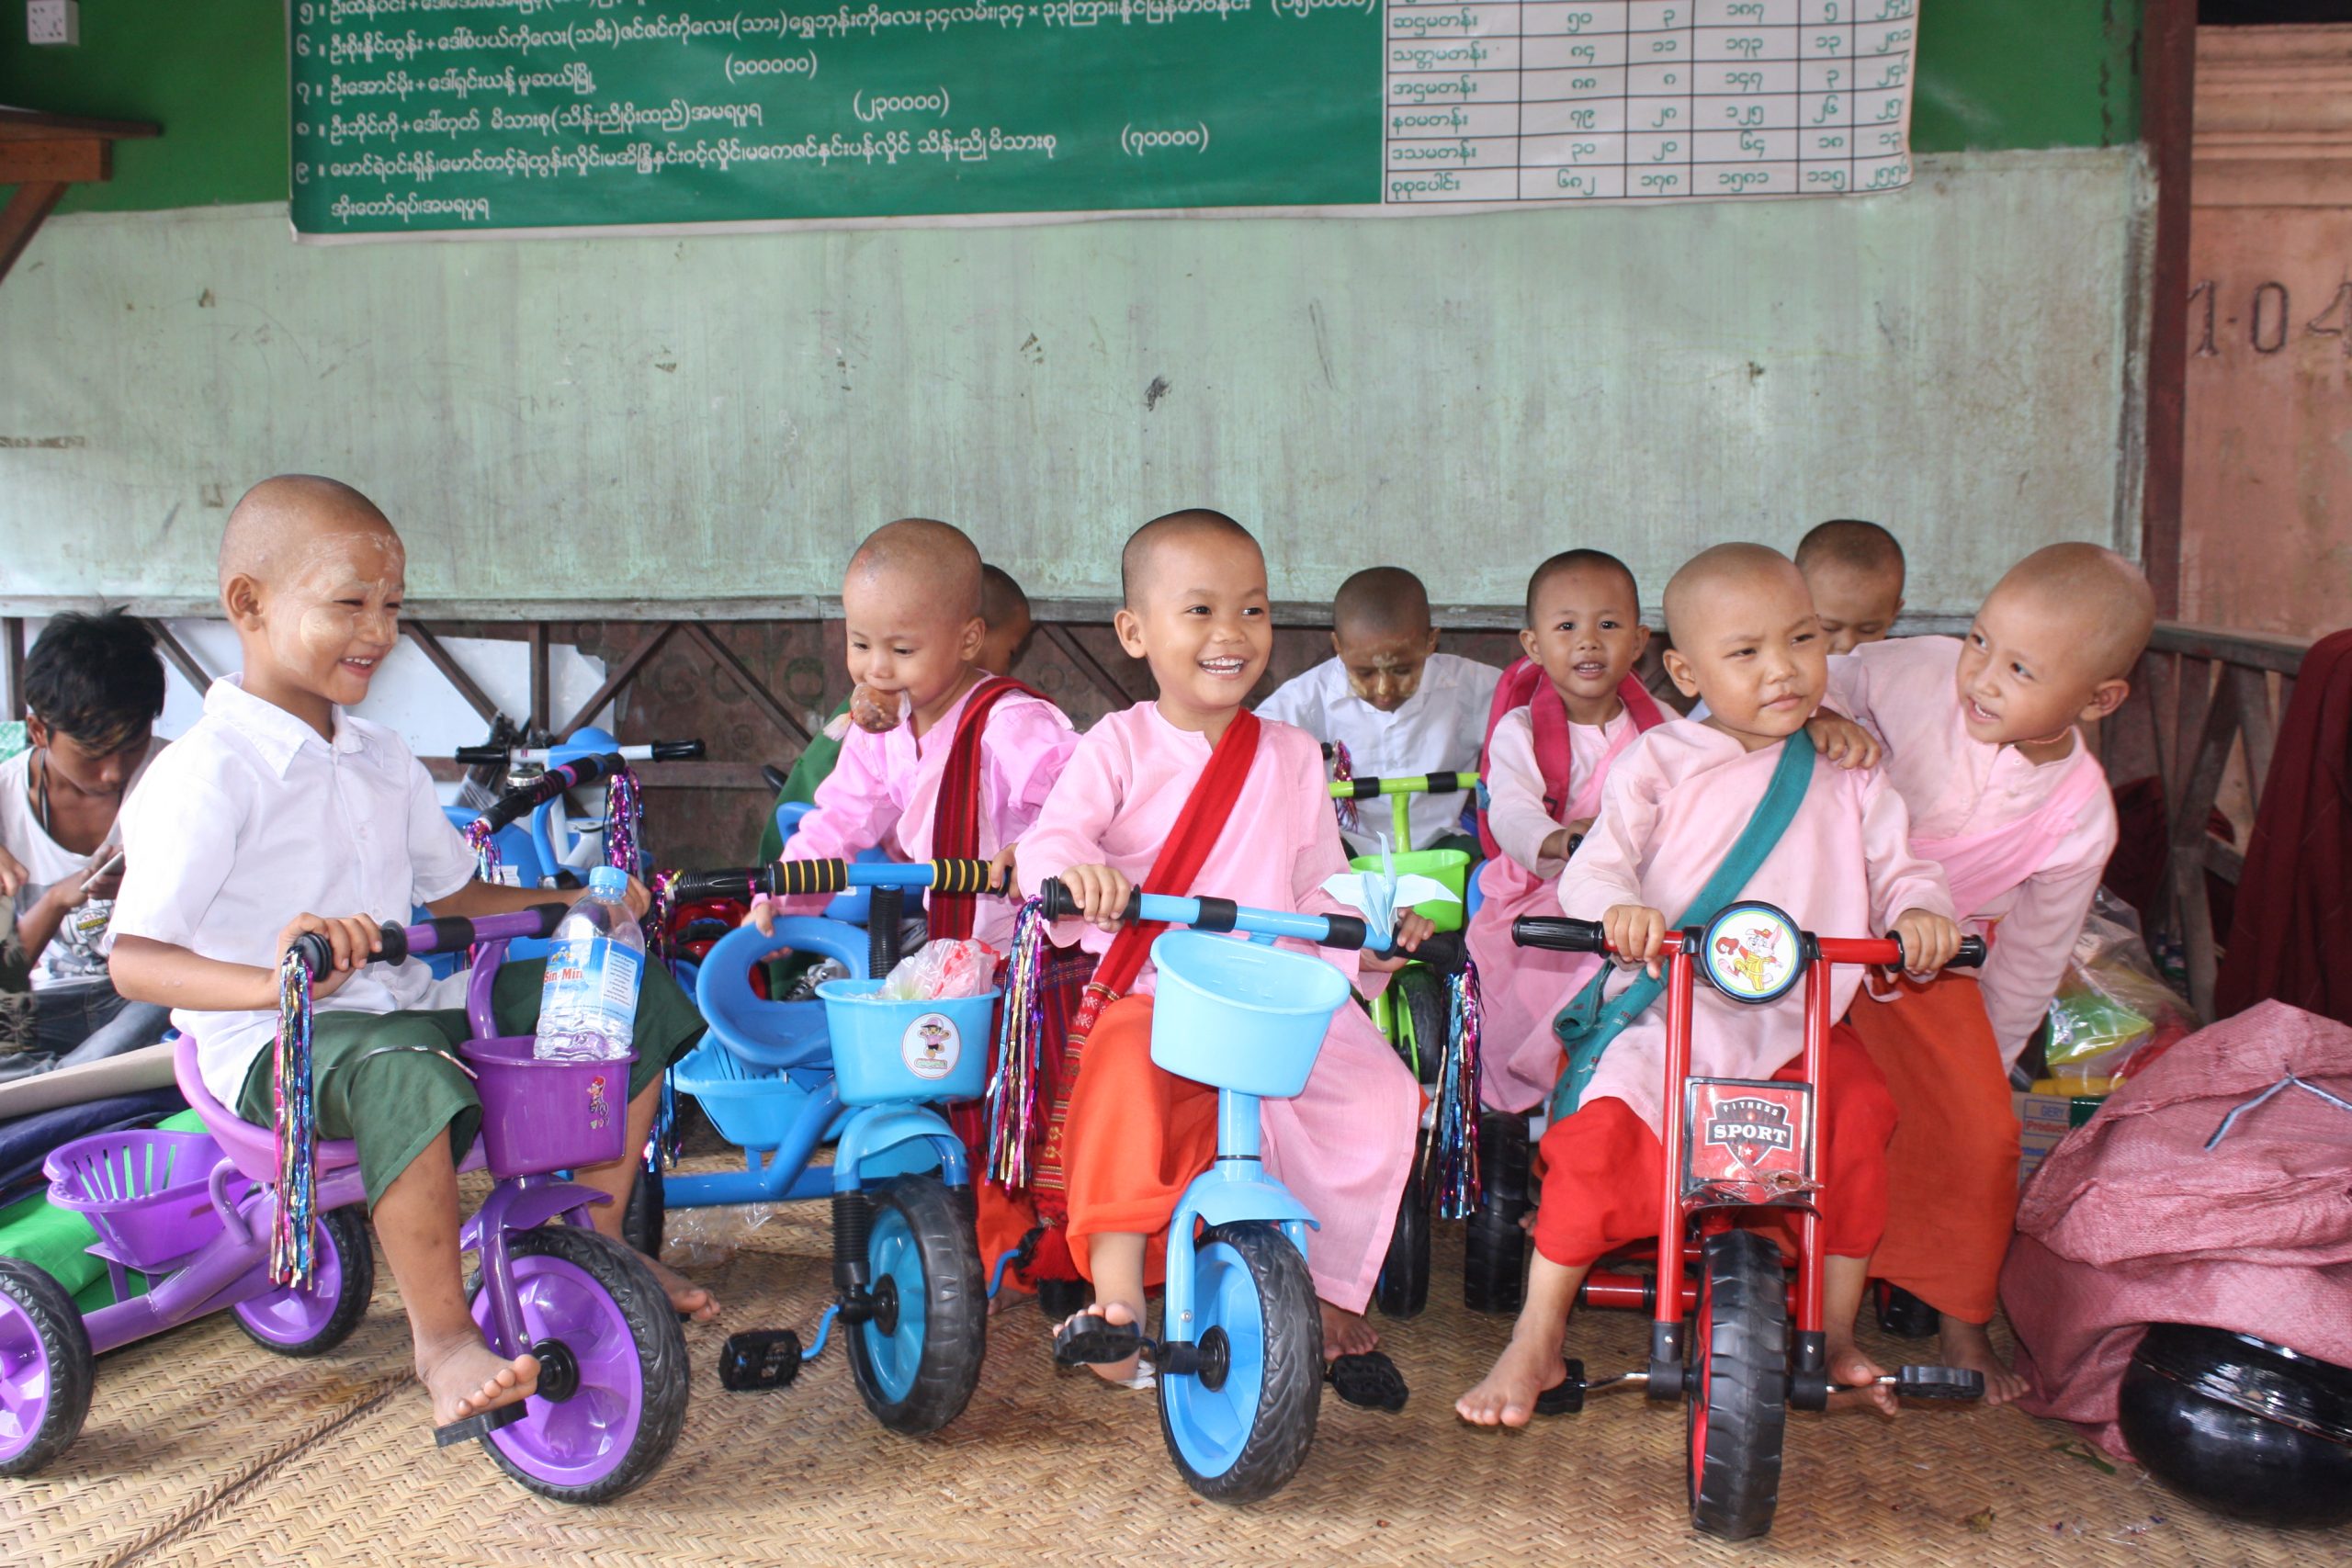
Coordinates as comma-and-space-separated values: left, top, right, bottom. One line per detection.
1845, 973, 2019, 1324
1060, 995, 1216, 1287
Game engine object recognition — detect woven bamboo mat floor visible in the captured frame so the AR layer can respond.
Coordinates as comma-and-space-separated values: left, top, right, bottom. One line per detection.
2, 1183, 2328, 1568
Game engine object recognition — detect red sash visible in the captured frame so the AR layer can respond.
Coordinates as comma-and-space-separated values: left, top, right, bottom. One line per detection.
927, 674, 1052, 940
1476, 658, 1666, 860
1031, 710, 1262, 1217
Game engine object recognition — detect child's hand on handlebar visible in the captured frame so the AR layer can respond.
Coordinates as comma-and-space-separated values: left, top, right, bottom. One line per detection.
1889, 908, 1962, 977
987, 840, 1020, 897
742, 895, 778, 937
1602, 904, 1668, 978
1058, 863, 1134, 933
1359, 910, 1436, 973
277, 912, 381, 999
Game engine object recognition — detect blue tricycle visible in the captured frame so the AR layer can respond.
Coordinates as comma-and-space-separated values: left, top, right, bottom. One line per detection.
653, 856, 1005, 1436
1034, 876, 1392, 1504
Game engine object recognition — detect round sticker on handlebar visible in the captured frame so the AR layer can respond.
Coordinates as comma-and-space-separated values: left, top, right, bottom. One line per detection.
1698, 901, 1806, 1006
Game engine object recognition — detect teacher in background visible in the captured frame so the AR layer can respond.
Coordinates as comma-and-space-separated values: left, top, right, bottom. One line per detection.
0, 610, 171, 1081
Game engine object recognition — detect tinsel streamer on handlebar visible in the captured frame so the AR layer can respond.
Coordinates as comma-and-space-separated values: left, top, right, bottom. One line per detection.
1329, 739, 1360, 838
984, 897, 1052, 1190
1430, 957, 1485, 1221
270, 947, 318, 1288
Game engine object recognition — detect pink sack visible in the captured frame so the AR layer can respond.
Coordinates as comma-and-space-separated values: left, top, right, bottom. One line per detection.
2000, 1000, 2352, 1458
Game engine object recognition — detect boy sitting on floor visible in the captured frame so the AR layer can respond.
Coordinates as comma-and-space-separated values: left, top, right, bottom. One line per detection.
1020, 511, 1427, 1388
1827, 542, 2154, 1402
1796, 519, 1906, 656
1457, 544, 1962, 1427
1256, 566, 1498, 858
108, 476, 716, 1445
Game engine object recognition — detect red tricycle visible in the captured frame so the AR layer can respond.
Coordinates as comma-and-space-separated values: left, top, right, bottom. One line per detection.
1512, 902, 1990, 1540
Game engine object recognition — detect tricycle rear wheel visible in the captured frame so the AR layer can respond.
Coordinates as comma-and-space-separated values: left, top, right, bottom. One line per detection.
233, 1205, 373, 1356
1374, 1142, 1430, 1320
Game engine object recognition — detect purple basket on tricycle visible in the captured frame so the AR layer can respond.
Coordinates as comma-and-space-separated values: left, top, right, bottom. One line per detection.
46, 1129, 232, 1273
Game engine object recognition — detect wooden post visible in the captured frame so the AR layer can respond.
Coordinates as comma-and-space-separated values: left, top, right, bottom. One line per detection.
2139, 0, 2198, 618
3, 618, 24, 721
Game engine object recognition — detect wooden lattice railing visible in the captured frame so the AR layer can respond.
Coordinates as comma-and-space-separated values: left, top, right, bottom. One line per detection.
2104, 622, 2316, 1021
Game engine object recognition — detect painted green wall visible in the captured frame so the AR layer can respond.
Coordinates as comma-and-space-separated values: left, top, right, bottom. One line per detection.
0, 1, 2144, 216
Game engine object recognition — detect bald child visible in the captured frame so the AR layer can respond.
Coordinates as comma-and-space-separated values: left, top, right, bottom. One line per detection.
1825, 542, 2154, 1401
1458, 544, 1962, 1428
1797, 519, 1906, 656
1258, 566, 1498, 857
109, 475, 715, 1446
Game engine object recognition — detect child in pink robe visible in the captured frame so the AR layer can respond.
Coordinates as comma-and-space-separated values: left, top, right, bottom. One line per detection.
1823, 544, 2154, 1403
1020, 702, 1422, 1314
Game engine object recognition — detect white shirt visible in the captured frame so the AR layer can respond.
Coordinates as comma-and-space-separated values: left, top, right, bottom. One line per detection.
111, 677, 480, 1104
1256, 653, 1501, 855
0, 742, 159, 990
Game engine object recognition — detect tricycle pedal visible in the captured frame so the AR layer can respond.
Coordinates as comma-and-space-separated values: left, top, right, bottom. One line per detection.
719, 1329, 803, 1391
1889, 1364, 1986, 1401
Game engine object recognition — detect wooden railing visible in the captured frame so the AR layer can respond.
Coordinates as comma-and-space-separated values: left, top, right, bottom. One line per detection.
2105, 621, 2314, 1020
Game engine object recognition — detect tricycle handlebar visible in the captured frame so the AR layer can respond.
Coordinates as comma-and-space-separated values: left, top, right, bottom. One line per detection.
288, 903, 570, 978
666, 857, 1002, 908
1510, 916, 1986, 972
1034, 877, 1385, 953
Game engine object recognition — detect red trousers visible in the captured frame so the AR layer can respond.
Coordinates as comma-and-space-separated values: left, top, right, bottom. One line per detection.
1846, 974, 2018, 1323
1532, 1022, 1896, 1269
1063, 995, 1216, 1288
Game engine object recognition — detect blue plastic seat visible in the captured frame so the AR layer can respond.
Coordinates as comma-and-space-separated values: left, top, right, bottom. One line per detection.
694, 918, 870, 1072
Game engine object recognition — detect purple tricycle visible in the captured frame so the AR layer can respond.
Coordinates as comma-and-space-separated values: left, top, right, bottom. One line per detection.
0, 907, 687, 1503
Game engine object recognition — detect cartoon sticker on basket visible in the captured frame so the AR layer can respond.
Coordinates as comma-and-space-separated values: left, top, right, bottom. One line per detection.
585, 1071, 613, 1131
1700, 901, 1804, 1005
900, 1011, 962, 1080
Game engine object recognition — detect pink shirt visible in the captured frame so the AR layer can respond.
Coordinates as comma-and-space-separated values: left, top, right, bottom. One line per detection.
785, 682, 1076, 950
1561, 719, 1954, 1133
1827, 636, 2119, 1065
1484, 704, 1640, 878
1017, 705, 1364, 993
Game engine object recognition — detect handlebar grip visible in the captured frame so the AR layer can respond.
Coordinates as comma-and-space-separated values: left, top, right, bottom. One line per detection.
650, 739, 705, 761
1954, 935, 1987, 969
928, 858, 1004, 897
454, 745, 508, 766
288, 919, 410, 979
668, 865, 777, 905
1035, 878, 1141, 925
475, 752, 628, 831
1512, 916, 1609, 953
760, 763, 791, 795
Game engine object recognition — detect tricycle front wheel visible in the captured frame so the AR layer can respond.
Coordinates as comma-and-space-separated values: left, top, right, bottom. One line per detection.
1159, 1222, 1322, 1504
1686, 1228, 1788, 1540
845, 1175, 986, 1436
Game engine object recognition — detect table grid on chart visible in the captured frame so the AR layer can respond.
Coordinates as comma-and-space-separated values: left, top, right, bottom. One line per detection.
1382, 0, 1917, 205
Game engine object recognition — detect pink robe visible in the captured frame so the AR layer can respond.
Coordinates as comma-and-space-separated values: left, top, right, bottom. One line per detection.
1827, 637, 2118, 1066
1466, 705, 1639, 1111
783, 681, 1076, 951
1018, 703, 1421, 1312
1561, 720, 1954, 1134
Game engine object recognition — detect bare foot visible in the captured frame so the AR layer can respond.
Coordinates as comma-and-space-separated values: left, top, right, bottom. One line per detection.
639, 1253, 720, 1322
419, 1335, 539, 1428
1826, 1337, 1896, 1416
1321, 1303, 1379, 1359
1939, 1315, 2030, 1406
1058, 1297, 1148, 1385
1455, 1330, 1565, 1427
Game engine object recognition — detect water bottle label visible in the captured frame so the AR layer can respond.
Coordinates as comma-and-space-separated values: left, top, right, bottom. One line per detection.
900, 1011, 961, 1081
540, 935, 638, 1051
599, 942, 640, 1017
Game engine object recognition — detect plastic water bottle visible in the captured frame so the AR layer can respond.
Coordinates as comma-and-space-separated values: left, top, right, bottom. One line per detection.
535, 865, 642, 1062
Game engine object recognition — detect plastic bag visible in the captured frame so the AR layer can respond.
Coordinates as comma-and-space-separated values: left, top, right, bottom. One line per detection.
2042, 892, 2197, 1085
876, 938, 1002, 1001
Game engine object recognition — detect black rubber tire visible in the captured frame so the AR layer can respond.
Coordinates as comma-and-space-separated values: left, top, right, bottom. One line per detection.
1686, 1229, 1789, 1540
0, 1257, 94, 1477
473, 1225, 689, 1505
622, 1157, 665, 1262
1158, 1222, 1323, 1504
1464, 1111, 1532, 1314
1374, 1143, 1430, 1320
1389, 964, 1450, 1085
233, 1205, 375, 1357
845, 1176, 987, 1436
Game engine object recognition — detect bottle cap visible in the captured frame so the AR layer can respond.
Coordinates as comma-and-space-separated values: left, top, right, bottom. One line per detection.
588, 865, 628, 897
